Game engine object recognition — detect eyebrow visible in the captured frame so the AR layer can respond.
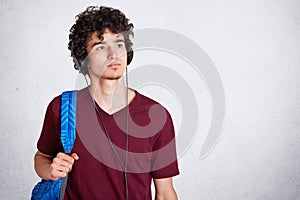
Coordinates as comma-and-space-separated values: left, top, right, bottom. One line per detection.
91, 39, 125, 48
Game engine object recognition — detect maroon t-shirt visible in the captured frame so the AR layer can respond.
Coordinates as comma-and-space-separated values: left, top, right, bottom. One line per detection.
37, 88, 179, 200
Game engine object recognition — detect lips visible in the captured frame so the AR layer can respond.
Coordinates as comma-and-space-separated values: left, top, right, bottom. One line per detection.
108, 62, 121, 69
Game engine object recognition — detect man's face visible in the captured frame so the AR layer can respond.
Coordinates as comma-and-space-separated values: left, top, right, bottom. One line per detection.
86, 29, 127, 80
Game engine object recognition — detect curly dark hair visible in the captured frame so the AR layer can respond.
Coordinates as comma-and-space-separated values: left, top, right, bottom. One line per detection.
68, 6, 134, 75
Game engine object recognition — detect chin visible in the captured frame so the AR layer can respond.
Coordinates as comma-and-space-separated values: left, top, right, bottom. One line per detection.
106, 74, 123, 80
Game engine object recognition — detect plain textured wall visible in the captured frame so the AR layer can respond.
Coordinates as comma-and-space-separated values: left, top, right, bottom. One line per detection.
0, 0, 299, 199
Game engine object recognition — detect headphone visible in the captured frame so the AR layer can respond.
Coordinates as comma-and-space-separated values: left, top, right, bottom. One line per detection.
72, 46, 134, 75
72, 36, 133, 200
78, 51, 131, 200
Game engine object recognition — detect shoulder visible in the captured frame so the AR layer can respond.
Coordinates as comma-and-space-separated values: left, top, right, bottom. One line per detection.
133, 91, 166, 110
132, 91, 170, 116
45, 88, 86, 118
132, 91, 174, 126
44, 94, 61, 120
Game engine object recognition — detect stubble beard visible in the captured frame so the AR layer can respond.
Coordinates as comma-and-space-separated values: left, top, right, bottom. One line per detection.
107, 75, 122, 80
105, 71, 122, 80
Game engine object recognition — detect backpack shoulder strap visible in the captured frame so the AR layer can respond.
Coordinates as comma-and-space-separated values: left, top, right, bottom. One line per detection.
59, 90, 77, 200
60, 90, 77, 154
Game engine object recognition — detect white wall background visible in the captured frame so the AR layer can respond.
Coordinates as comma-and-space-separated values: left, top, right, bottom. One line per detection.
0, 0, 299, 199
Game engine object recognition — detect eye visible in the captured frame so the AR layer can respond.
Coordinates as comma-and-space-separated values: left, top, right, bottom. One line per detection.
96, 45, 106, 51
116, 42, 124, 48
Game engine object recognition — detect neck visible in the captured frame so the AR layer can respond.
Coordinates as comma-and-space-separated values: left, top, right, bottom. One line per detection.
89, 76, 128, 114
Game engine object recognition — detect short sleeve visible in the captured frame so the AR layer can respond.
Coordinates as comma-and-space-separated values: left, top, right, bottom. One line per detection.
37, 95, 61, 157
151, 110, 179, 179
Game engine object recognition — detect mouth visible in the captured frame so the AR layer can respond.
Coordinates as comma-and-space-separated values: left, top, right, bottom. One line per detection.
108, 62, 121, 69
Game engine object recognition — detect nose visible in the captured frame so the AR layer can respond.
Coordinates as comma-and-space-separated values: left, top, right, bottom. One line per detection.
107, 46, 117, 60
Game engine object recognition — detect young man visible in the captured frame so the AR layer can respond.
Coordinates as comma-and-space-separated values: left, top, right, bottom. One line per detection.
34, 6, 179, 200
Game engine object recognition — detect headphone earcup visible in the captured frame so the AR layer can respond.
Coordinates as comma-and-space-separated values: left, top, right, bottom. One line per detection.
78, 58, 88, 75
78, 58, 84, 67
73, 56, 88, 75
127, 50, 133, 65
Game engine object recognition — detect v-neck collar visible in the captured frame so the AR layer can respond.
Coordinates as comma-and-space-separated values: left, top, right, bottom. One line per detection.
82, 87, 139, 117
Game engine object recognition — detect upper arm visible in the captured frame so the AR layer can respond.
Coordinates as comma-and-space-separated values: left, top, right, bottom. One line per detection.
37, 96, 61, 156
153, 177, 178, 200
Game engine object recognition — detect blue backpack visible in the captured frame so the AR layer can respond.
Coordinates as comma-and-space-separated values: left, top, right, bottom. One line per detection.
31, 91, 77, 200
